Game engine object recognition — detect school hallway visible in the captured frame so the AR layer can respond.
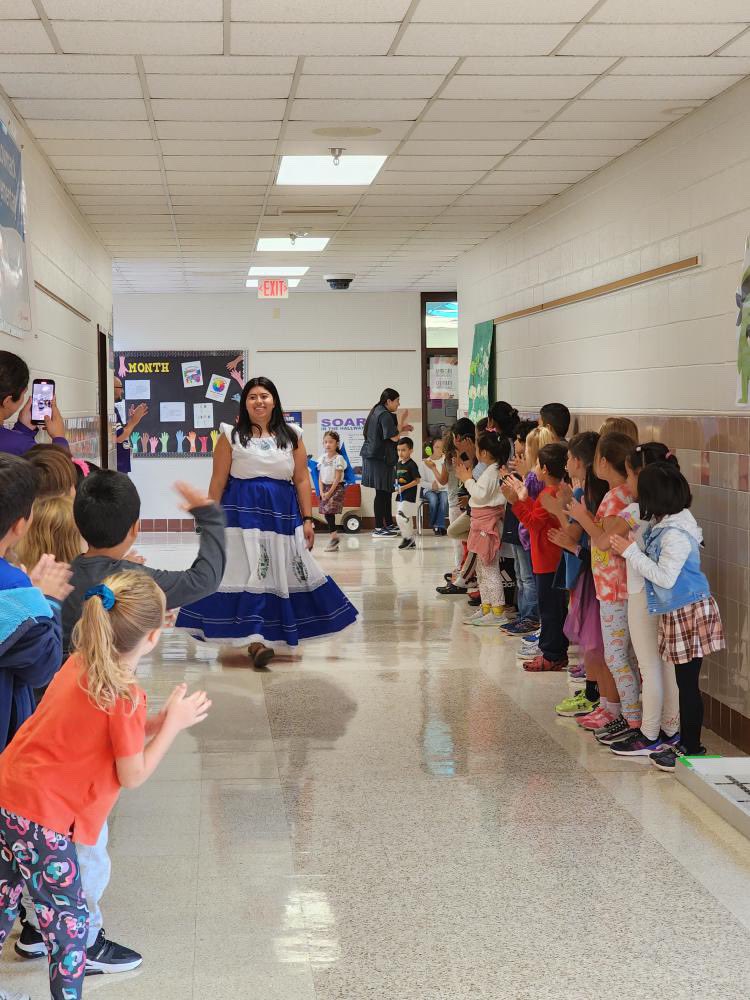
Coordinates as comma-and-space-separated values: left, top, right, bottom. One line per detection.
2, 534, 749, 1000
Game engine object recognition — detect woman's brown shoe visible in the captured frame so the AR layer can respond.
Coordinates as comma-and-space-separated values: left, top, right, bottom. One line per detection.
248, 642, 275, 670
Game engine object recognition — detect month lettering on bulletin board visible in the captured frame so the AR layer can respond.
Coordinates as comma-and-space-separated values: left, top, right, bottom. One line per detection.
115, 349, 246, 458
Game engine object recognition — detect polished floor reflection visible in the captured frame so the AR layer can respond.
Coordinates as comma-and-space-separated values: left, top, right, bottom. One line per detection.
3, 534, 750, 999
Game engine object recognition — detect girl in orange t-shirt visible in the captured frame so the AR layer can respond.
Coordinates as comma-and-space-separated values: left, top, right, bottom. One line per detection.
0, 571, 210, 1000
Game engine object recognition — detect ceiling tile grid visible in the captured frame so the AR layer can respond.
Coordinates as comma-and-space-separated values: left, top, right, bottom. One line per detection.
0, 1, 748, 293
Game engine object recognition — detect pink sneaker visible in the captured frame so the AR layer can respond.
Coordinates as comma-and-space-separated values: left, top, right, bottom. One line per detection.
577, 708, 614, 731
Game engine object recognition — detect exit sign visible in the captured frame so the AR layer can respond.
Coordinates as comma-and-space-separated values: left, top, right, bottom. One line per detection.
258, 278, 288, 299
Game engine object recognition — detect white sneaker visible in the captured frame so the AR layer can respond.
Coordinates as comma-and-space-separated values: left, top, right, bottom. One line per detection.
463, 608, 485, 624
0, 991, 31, 1000
517, 641, 541, 659
324, 539, 340, 552
473, 613, 509, 627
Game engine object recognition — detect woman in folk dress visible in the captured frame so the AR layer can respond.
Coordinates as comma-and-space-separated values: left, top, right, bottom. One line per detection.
176, 377, 357, 669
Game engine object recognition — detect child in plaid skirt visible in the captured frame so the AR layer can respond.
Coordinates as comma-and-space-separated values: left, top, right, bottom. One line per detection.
611, 463, 724, 772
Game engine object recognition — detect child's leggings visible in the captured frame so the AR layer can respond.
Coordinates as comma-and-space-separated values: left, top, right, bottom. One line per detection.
627, 589, 679, 741
673, 657, 704, 753
476, 558, 504, 610
599, 600, 641, 726
0, 808, 89, 999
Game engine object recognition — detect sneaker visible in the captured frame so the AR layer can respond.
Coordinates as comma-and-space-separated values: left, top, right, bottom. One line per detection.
650, 743, 707, 772
577, 708, 614, 731
324, 538, 340, 552
383, 524, 400, 536
14, 922, 46, 959
519, 632, 540, 647
555, 692, 599, 718
517, 641, 541, 660
464, 608, 486, 624
372, 527, 388, 537
659, 731, 681, 748
499, 617, 539, 636
436, 582, 468, 595
85, 929, 143, 975
595, 715, 634, 745
0, 991, 31, 1000
610, 730, 664, 757
473, 612, 509, 627
398, 538, 416, 550
522, 655, 568, 672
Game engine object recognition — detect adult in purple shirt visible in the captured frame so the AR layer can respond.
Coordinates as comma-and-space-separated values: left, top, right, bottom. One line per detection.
0, 351, 68, 456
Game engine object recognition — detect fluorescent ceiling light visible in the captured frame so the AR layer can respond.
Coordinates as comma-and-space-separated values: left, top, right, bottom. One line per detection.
276, 155, 387, 186
247, 266, 309, 276
246, 278, 301, 288
256, 237, 329, 252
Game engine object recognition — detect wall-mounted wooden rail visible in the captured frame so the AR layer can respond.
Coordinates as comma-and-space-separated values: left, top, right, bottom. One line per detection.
493, 255, 700, 327
34, 281, 91, 323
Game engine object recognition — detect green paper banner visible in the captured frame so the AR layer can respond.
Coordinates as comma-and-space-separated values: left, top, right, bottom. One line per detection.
467, 320, 495, 421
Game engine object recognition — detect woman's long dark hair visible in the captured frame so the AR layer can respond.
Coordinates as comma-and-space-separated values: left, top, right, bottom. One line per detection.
232, 376, 298, 450
363, 387, 399, 440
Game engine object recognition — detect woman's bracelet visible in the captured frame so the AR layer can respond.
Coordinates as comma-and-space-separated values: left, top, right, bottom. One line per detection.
302, 515, 315, 524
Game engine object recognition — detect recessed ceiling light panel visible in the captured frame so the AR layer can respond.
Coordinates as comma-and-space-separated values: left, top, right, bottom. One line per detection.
276, 155, 387, 186
247, 266, 309, 276
256, 237, 330, 252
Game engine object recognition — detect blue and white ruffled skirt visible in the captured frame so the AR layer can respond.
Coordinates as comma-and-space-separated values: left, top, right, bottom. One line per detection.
176, 476, 358, 648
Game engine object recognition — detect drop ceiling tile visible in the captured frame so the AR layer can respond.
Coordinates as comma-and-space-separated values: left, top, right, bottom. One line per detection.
162, 155, 275, 170
142, 56, 296, 74
362, 194, 454, 205
283, 120, 411, 140
396, 23, 571, 56
592, 0, 749, 22
165, 171, 271, 184
414, 0, 593, 21
410, 121, 538, 141
481, 169, 590, 183
424, 99, 567, 121
366, 184, 468, 194
0, 0, 36, 14
278, 138, 400, 154
146, 74, 292, 99
585, 75, 742, 100
231, 23, 398, 55
296, 75, 444, 99
498, 154, 607, 170
58, 170, 161, 183
290, 99, 426, 120
233, 0, 410, 19
13, 99, 146, 120
168, 184, 268, 194
442, 75, 595, 100
398, 140, 519, 156
53, 22, 223, 55
522, 138, 640, 156
0, 73, 141, 99
390, 154, 499, 170
46, 0, 221, 16
51, 154, 160, 170
303, 56, 457, 75
457, 193, 548, 205
377, 171, 486, 184
613, 56, 750, 74
536, 120, 665, 139
458, 56, 616, 75
0, 54, 135, 71
559, 99, 701, 120
159, 139, 278, 155
29, 119, 153, 138
0, 21, 55, 53
720, 32, 750, 56
150, 99, 286, 121
68, 184, 165, 194
559, 24, 742, 56
156, 121, 281, 139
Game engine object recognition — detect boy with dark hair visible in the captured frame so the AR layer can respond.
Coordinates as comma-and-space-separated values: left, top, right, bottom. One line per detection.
539, 402, 571, 441
395, 437, 420, 550
18, 469, 227, 975
502, 442, 569, 671
0, 351, 69, 456
0, 454, 71, 752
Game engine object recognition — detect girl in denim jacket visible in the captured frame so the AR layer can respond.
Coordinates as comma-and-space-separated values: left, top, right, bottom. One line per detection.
610, 463, 724, 772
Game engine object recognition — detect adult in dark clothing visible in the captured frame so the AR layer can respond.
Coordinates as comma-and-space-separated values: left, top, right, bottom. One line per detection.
361, 388, 413, 535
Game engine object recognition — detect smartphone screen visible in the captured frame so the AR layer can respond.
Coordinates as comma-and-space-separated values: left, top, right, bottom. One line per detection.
31, 379, 55, 424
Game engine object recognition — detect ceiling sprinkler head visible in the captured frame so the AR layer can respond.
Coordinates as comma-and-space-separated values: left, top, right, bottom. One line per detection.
288, 231, 309, 245
329, 146, 345, 166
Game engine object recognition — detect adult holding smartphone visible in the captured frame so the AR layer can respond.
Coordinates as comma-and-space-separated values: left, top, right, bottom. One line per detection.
113, 376, 148, 474
361, 388, 413, 537
0, 351, 68, 456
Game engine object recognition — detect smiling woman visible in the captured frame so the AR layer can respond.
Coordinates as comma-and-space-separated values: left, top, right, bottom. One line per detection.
175, 376, 357, 669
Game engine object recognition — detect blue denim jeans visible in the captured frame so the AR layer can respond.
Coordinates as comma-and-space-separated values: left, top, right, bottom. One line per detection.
512, 544, 538, 620
425, 489, 448, 529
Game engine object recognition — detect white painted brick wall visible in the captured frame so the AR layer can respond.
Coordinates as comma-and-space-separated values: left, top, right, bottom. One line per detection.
457, 77, 750, 415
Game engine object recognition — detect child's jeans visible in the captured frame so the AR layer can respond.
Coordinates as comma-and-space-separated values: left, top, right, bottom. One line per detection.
397, 499, 417, 540
512, 543, 537, 620
425, 489, 448, 530
536, 571, 569, 662
23, 818, 109, 950
0, 808, 88, 1000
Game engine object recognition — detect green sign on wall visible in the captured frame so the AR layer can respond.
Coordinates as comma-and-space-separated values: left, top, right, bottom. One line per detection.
467, 320, 495, 421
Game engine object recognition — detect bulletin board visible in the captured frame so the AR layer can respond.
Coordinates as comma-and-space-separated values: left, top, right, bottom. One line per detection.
115, 349, 246, 458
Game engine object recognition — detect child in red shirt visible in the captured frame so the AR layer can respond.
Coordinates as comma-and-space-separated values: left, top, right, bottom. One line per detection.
502, 443, 569, 671
0, 571, 211, 1000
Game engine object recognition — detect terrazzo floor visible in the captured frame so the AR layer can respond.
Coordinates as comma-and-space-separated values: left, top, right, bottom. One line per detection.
2, 532, 750, 999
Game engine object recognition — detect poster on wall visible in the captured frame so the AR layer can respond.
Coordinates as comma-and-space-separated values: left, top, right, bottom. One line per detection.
737, 242, 750, 404
467, 320, 495, 422
115, 349, 246, 457
318, 411, 368, 480
0, 121, 32, 339
429, 355, 458, 399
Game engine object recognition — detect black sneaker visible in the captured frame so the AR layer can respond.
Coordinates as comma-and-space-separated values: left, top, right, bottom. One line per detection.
399, 538, 416, 550
594, 715, 633, 745
650, 743, 707, 772
15, 922, 46, 959
436, 582, 468, 595
85, 930, 143, 975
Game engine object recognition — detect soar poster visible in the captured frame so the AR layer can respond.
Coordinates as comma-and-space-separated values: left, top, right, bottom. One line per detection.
318, 411, 367, 480
115, 349, 246, 457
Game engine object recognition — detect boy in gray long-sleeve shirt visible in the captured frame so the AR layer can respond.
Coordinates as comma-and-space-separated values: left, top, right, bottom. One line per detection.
20, 470, 226, 974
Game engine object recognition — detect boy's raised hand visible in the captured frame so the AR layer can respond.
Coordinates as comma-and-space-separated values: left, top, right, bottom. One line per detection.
29, 554, 73, 601
174, 480, 213, 511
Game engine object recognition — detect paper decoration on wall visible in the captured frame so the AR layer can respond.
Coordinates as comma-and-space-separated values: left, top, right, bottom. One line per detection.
125, 380, 150, 400
159, 401, 185, 422
193, 402, 214, 428
737, 243, 750, 404
206, 374, 230, 402
467, 320, 495, 422
181, 360, 203, 388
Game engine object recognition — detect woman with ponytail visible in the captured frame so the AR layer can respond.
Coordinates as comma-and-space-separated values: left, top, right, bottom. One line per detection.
361, 388, 413, 535
0, 571, 210, 1000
